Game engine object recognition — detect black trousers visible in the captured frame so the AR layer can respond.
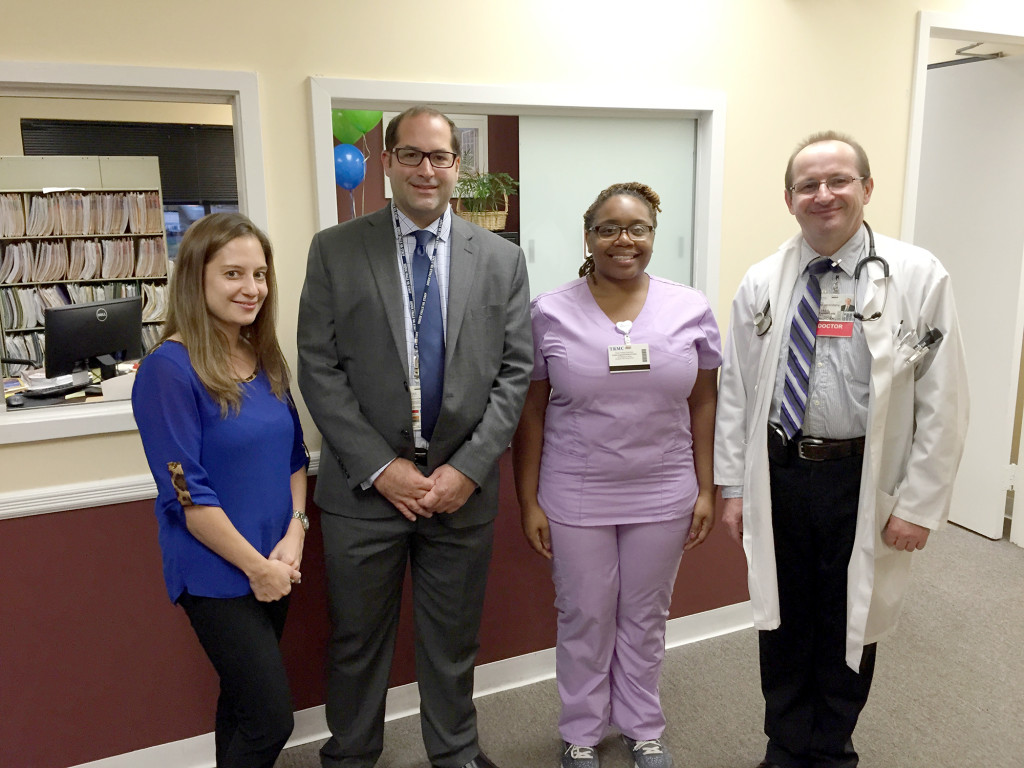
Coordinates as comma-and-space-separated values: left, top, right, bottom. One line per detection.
178, 591, 293, 768
761, 448, 876, 768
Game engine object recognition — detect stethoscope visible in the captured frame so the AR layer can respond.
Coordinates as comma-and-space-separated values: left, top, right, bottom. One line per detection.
753, 221, 889, 336
851, 221, 888, 321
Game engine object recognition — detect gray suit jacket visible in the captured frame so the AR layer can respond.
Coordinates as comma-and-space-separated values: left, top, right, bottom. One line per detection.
297, 206, 533, 528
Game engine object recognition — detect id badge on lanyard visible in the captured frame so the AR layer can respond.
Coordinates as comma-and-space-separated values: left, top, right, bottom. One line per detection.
608, 320, 651, 373
393, 209, 439, 429
410, 385, 422, 429
817, 270, 854, 338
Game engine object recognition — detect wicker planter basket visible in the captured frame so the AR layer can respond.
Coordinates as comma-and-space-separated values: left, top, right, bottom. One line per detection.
455, 193, 508, 231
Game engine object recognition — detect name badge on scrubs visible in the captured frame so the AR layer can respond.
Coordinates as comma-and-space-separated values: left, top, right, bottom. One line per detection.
410, 385, 422, 429
608, 344, 650, 373
817, 292, 854, 338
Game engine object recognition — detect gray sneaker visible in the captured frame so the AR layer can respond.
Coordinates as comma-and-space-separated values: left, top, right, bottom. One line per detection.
562, 741, 599, 768
621, 735, 673, 768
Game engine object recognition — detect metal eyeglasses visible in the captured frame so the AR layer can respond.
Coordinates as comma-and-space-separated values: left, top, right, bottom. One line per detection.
788, 175, 866, 197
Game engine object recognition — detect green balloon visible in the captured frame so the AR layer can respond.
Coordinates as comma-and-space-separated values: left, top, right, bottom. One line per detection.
332, 109, 364, 144
343, 109, 383, 134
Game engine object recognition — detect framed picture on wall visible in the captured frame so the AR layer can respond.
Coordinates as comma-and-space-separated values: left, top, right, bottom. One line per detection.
382, 112, 488, 199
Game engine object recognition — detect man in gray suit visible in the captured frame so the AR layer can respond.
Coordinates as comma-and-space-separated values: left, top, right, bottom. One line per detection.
297, 106, 532, 768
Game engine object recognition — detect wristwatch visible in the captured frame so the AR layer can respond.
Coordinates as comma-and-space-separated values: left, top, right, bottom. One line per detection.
292, 509, 309, 532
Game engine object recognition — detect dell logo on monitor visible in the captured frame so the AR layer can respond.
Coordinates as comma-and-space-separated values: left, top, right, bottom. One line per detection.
96, 308, 108, 322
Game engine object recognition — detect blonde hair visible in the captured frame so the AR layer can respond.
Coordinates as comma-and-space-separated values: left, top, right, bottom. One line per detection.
579, 182, 662, 278
785, 130, 871, 189
159, 212, 289, 415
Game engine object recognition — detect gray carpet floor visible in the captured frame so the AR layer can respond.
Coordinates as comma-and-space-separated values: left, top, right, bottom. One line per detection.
278, 523, 1024, 767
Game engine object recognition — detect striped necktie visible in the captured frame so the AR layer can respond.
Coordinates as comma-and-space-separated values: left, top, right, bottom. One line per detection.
780, 258, 836, 440
412, 229, 444, 441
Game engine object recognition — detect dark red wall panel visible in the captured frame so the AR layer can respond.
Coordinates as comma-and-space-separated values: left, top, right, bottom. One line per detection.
486, 115, 520, 234
335, 124, 386, 224
0, 453, 747, 767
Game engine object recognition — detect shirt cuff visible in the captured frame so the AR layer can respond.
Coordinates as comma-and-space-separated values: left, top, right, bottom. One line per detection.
721, 485, 744, 499
361, 458, 395, 491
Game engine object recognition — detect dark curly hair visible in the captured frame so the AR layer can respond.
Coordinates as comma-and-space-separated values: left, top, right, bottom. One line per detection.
579, 182, 662, 278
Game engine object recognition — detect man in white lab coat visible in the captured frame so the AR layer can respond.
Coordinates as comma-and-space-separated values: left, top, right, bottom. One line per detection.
714, 131, 969, 768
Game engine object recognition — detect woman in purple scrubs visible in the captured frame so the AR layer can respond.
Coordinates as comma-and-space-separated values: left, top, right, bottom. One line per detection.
513, 182, 720, 768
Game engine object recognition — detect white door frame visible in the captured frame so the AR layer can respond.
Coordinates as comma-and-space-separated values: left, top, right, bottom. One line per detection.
0, 61, 268, 445
307, 78, 726, 303
903, 11, 1024, 237
902, 12, 1024, 547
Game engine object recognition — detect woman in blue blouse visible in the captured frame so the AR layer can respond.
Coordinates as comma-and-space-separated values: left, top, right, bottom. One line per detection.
132, 213, 308, 768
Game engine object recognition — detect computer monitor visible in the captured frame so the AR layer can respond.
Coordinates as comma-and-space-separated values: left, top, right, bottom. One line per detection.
44, 297, 143, 380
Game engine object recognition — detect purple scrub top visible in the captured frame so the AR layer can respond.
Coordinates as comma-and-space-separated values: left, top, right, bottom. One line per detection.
532, 276, 721, 526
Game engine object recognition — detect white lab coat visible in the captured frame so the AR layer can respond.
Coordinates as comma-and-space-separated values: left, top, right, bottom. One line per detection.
714, 228, 969, 669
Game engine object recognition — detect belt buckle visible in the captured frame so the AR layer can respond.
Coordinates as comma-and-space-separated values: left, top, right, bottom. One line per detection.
414, 448, 428, 465
796, 437, 825, 461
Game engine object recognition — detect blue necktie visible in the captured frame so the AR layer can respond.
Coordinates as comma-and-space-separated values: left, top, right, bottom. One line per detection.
780, 259, 836, 440
412, 230, 444, 441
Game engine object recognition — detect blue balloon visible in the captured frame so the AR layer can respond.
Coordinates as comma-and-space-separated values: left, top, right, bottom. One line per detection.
334, 143, 366, 190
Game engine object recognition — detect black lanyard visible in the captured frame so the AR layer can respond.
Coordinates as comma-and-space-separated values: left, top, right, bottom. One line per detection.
392, 207, 441, 381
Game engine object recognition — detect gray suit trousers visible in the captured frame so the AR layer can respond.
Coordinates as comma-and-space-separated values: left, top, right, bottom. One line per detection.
318, 511, 495, 768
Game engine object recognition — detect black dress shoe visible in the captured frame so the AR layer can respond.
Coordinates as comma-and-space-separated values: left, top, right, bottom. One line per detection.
434, 753, 499, 768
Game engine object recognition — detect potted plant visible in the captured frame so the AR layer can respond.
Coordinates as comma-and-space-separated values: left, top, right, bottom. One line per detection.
453, 170, 519, 231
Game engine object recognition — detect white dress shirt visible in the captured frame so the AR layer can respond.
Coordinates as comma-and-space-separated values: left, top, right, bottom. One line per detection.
362, 203, 453, 487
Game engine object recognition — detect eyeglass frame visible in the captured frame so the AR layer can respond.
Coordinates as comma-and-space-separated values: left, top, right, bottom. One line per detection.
586, 223, 656, 241
390, 146, 459, 169
787, 175, 866, 196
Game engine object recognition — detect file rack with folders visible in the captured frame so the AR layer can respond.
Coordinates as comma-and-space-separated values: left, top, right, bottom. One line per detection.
0, 155, 170, 378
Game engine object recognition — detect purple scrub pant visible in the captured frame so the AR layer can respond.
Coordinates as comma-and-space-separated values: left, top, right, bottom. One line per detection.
548, 516, 690, 746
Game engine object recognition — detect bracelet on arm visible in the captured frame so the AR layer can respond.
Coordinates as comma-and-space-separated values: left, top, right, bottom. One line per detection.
292, 509, 309, 532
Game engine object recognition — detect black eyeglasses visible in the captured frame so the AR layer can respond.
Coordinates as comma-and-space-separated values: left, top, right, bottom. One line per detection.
391, 147, 458, 169
588, 223, 655, 240
788, 175, 865, 197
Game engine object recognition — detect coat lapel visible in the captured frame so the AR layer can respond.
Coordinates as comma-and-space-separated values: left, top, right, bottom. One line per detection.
752, 236, 802, 424
860, 266, 887, 323
444, 216, 478, 366
363, 207, 409, 373
863, 276, 894, 482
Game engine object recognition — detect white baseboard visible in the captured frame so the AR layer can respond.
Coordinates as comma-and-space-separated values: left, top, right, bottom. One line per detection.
70, 602, 752, 768
0, 473, 157, 520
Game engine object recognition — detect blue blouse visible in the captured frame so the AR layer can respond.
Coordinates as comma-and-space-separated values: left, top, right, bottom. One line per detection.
132, 341, 307, 602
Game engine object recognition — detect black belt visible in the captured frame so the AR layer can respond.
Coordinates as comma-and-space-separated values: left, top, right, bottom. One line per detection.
413, 447, 429, 466
768, 423, 865, 464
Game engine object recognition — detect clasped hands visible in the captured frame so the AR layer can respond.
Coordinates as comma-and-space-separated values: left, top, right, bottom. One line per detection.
373, 458, 476, 521
250, 520, 306, 602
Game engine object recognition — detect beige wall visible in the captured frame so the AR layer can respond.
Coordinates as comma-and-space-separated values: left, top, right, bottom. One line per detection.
0, 0, 1016, 493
